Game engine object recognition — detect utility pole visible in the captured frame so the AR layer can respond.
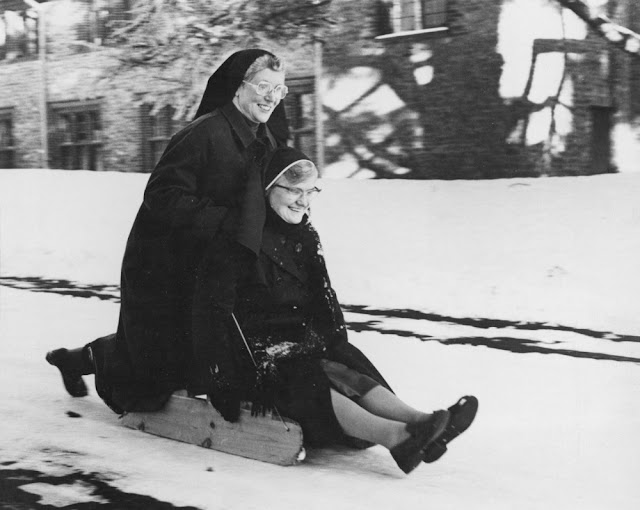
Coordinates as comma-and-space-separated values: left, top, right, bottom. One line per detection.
25, 0, 48, 168
313, 38, 324, 175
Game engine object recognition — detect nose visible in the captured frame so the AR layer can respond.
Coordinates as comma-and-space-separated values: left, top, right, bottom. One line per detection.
296, 192, 310, 207
264, 89, 277, 102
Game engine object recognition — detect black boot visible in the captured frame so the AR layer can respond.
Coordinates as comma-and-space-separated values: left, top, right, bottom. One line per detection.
45, 347, 94, 397
422, 395, 479, 463
390, 409, 450, 474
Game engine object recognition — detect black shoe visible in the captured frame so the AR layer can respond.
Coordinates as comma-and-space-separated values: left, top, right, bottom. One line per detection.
46, 348, 89, 398
390, 409, 449, 474
423, 395, 479, 463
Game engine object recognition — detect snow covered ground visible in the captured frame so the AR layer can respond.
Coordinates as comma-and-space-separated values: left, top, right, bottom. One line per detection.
1, 169, 639, 509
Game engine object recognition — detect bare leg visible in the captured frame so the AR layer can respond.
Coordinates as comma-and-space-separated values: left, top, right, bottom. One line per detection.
357, 385, 431, 423
330, 389, 410, 449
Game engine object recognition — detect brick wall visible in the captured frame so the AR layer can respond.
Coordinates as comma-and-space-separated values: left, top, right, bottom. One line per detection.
1, 0, 636, 176
320, 0, 638, 178
0, 57, 43, 168
0, 0, 314, 172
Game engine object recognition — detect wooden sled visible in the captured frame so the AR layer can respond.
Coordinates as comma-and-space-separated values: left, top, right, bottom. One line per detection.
120, 392, 305, 466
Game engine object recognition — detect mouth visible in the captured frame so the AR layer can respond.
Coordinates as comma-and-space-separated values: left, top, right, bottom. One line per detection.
257, 103, 273, 112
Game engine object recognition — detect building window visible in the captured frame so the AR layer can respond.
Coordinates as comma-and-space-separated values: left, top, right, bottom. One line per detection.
284, 76, 316, 161
78, 0, 131, 45
0, 8, 39, 61
141, 104, 184, 172
376, 0, 448, 40
50, 102, 103, 171
0, 109, 15, 168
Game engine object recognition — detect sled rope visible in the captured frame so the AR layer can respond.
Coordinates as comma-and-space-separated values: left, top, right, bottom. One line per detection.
231, 313, 290, 431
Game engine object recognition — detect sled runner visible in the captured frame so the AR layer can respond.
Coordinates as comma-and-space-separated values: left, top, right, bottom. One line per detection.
120, 392, 305, 466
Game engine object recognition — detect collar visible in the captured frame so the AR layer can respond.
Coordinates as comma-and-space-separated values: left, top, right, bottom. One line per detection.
221, 102, 256, 149
263, 124, 277, 149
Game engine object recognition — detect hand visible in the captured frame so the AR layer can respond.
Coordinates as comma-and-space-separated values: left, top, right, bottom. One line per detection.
207, 365, 242, 422
208, 389, 241, 422
246, 347, 281, 417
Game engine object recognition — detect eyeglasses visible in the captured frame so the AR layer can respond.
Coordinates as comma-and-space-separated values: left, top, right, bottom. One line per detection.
273, 184, 322, 200
243, 80, 289, 100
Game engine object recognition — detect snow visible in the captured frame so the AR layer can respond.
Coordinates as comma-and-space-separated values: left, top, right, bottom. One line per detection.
1, 169, 639, 509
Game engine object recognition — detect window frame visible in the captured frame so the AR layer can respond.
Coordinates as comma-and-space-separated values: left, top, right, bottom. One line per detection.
376, 0, 449, 41
283, 76, 317, 161
0, 7, 39, 62
140, 103, 184, 172
0, 108, 15, 168
77, 0, 131, 46
49, 100, 104, 171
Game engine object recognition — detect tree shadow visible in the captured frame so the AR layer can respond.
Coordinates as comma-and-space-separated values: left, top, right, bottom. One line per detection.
0, 276, 120, 302
0, 466, 199, 510
3, 276, 638, 363
344, 305, 640, 364
342, 304, 640, 343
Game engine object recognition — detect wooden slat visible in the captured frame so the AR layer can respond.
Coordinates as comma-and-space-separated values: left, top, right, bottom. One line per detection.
120, 394, 305, 466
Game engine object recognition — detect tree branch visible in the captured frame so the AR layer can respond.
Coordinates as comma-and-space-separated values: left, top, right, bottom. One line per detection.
556, 0, 640, 56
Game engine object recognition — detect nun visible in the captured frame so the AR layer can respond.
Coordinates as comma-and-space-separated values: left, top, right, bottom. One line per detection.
46, 49, 290, 414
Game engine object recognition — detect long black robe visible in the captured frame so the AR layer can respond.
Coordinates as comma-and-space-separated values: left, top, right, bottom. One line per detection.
91, 103, 280, 413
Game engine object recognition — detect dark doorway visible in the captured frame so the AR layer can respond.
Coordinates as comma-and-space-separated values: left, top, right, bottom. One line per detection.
589, 106, 615, 174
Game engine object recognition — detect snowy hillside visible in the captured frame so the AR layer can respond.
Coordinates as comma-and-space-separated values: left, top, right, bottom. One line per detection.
0, 170, 639, 509
2, 169, 639, 333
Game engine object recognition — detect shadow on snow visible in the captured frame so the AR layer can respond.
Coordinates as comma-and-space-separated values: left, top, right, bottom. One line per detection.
2, 276, 638, 364
0, 463, 199, 510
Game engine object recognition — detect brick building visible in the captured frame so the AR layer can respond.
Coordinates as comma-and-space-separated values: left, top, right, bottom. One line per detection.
0, 0, 317, 173
321, 0, 639, 178
1, 0, 638, 177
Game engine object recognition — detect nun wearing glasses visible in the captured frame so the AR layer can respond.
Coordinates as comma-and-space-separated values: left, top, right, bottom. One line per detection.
46, 48, 291, 414
204, 145, 479, 474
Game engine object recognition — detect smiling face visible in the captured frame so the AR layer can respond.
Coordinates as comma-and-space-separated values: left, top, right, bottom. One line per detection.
233, 68, 285, 124
268, 170, 319, 224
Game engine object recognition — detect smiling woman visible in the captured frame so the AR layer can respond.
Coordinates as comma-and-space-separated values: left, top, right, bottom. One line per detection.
266, 152, 321, 225
45, 48, 291, 411
209, 145, 479, 474
233, 55, 287, 124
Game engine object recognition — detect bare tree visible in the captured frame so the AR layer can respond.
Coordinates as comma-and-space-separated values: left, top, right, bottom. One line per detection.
99, 0, 635, 178
106, 0, 334, 116
556, 0, 640, 56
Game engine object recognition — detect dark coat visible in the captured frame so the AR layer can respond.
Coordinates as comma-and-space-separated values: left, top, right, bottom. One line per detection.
95, 103, 280, 412
212, 210, 394, 447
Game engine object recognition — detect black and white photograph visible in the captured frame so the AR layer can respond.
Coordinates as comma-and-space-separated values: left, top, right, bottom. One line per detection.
1, 1, 638, 508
